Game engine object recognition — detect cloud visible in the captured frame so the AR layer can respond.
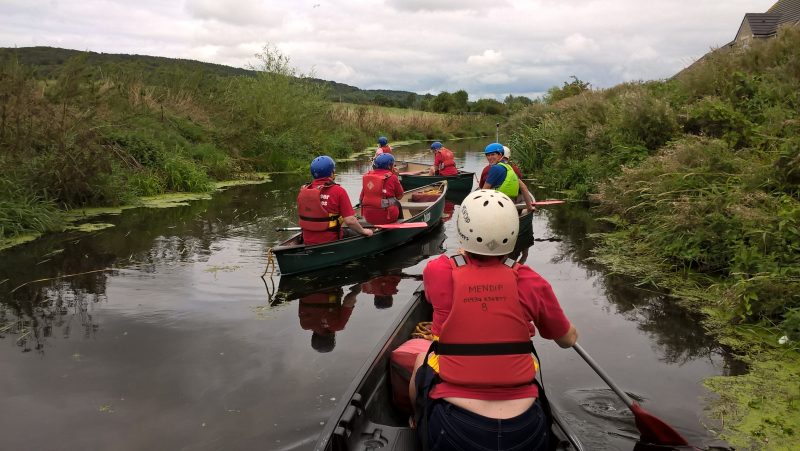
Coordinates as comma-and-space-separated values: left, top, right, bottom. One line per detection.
467, 49, 503, 66
385, 0, 508, 13
184, 0, 283, 27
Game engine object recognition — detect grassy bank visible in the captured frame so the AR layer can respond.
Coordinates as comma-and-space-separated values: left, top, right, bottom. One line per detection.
508, 28, 800, 448
0, 48, 494, 248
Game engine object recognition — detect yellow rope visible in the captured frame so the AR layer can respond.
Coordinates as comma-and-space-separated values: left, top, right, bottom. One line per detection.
411, 321, 434, 340
261, 247, 276, 278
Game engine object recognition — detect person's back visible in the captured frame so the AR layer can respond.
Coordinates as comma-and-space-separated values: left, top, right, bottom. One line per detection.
299, 155, 373, 245
374, 136, 392, 158
360, 153, 404, 225
411, 190, 577, 450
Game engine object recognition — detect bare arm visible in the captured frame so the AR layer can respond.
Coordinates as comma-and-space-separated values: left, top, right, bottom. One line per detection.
481, 183, 493, 189
518, 180, 536, 211
555, 323, 578, 348
343, 216, 373, 237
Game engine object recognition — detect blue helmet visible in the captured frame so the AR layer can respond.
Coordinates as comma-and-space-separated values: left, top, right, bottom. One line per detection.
484, 142, 504, 155
373, 153, 395, 169
430, 141, 443, 151
378, 136, 388, 146
310, 155, 335, 179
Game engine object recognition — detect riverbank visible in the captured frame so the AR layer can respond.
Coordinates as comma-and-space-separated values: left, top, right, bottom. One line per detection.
506, 28, 800, 449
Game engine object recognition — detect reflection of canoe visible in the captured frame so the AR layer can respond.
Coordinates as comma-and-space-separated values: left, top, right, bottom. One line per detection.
273, 182, 447, 276
396, 161, 474, 195
314, 286, 584, 451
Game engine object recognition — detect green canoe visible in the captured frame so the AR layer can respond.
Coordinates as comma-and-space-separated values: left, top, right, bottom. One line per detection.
272, 181, 447, 276
396, 161, 475, 197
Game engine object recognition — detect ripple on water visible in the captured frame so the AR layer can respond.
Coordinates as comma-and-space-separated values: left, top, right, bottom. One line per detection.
566, 388, 636, 421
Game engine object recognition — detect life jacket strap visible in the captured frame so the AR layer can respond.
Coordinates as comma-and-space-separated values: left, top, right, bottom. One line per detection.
298, 214, 341, 222
432, 340, 533, 356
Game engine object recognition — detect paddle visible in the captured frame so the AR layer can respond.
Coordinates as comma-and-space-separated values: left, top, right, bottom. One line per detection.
573, 343, 691, 447
275, 222, 428, 232
514, 200, 566, 208
399, 170, 426, 176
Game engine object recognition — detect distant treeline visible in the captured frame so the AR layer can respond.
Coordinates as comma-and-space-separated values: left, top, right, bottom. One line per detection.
0, 46, 531, 114
0, 45, 494, 241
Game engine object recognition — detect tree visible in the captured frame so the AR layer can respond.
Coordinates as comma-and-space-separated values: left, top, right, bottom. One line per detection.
452, 90, 469, 113
544, 76, 590, 104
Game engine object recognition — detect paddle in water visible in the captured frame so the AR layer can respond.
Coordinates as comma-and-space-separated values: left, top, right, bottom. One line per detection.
573, 343, 691, 447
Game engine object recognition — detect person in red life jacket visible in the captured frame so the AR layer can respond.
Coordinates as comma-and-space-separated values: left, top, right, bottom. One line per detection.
409, 189, 578, 450
361, 274, 402, 309
298, 285, 359, 353
298, 155, 373, 245
428, 141, 458, 176
480, 142, 536, 212
374, 136, 392, 158
359, 153, 405, 225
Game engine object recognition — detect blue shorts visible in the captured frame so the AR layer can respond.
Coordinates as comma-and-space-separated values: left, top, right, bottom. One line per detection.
423, 398, 549, 450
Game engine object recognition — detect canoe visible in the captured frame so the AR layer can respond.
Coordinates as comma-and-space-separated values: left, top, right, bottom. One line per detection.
273, 182, 447, 276
270, 227, 445, 304
313, 285, 585, 451
396, 161, 475, 196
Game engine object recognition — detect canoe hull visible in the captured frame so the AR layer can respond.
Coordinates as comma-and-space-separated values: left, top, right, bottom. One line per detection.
274, 182, 447, 276
396, 161, 474, 196
314, 286, 585, 451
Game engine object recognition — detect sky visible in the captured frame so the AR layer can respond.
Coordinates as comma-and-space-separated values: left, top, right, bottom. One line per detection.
0, 0, 779, 100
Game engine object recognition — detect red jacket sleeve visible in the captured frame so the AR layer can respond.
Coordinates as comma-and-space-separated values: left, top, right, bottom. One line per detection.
516, 265, 570, 340
334, 186, 356, 218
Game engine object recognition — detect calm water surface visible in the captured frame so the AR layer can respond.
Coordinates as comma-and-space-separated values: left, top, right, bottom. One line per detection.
0, 138, 732, 450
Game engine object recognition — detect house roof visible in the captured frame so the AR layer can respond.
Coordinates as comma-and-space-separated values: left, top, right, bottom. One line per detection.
740, 13, 782, 37
768, 0, 800, 25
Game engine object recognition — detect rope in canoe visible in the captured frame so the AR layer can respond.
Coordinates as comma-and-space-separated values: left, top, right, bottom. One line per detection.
411, 321, 434, 340
261, 247, 276, 278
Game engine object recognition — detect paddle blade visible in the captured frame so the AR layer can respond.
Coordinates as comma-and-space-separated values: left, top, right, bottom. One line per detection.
375, 222, 428, 229
631, 402, 689, 446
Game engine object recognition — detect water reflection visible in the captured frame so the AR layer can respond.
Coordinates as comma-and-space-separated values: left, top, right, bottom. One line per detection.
298, 286, 358, 353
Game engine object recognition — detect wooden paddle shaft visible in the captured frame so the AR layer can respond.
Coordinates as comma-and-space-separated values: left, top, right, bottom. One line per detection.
573, 343, 635, 408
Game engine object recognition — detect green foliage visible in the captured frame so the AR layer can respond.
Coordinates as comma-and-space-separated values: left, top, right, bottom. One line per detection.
544, 76, 590, 104
0, 44, 487, 240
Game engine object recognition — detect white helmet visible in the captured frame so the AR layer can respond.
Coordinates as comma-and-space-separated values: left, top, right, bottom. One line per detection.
456, 190, 519, 256
503, 145, 511, 159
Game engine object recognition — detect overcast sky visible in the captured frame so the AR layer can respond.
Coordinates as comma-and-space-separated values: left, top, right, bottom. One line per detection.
0, 0, 778, 99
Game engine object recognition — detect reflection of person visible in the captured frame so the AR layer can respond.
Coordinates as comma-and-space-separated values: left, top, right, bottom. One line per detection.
297, 155, 373, 245
298, 285, 359, 353
374, 136, 392, 157
410, 190, 578, 450
361, 275, 402, 309
360, 153, 405, 225
480, 143, 535, 212
428, 142, 458, 176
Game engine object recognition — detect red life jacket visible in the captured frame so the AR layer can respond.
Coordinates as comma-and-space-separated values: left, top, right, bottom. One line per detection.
362, 171, 395, 209
378, 145, 392, 154
297, 182, 341, 232
435, 255, 535, 387
437, 147, 456, 172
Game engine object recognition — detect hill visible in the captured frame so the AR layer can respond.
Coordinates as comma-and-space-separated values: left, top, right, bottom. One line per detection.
0, 46, 418, 106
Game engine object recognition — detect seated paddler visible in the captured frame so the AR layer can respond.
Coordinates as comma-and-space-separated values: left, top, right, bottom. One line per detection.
481, 142, 536, 212
297, 155, 373, 245
409, 190, 578, 450
359, 153, 405, 225
428, 141, 459, 176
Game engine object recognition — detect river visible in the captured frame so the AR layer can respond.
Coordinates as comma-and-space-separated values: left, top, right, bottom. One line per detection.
0, 138, 733, 450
